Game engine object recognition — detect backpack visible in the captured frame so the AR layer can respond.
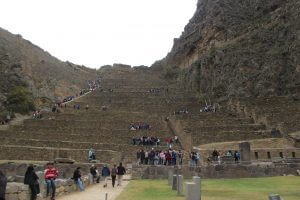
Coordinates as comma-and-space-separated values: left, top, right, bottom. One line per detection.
111, 168, 117, 176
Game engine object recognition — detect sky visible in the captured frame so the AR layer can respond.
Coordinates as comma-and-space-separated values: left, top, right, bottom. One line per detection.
0, 0, 197, 69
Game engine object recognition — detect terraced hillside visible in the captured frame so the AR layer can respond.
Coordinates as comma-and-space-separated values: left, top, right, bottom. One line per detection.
0, 67, 182, 163
0, 66, 299, 164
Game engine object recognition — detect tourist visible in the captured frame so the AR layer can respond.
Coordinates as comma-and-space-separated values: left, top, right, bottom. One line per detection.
101, 165, 110, 188
212, 150, 219, 161
166, 151, 172, 165
90, 165, 100, 183
140, 150, 145, 164
190, 152, 196, 167
88, 148, 96, 161
24, 165, 40, 200
111, 165, 117, 188
178, 150, 183, 165
0, 170, 7, 200
73, 167, 84, 192
171, 150, 177, 165
136, 150, 141, 165
174, 136, 179, 143
44, 162, 58, 200
160, 151, 166, 165
154, 152, 159, 165
85, 105, 89, 110
225, 150, 233, 157
116, 163, 126, 186
234, 151, 240, 163
144, 151, 149, 165
196, 152, 201, 166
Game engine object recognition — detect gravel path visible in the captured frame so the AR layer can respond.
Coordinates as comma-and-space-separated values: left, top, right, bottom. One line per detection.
57, 180, 129, 200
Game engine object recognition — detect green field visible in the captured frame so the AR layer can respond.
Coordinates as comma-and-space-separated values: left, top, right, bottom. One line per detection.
116, 177, 300, 200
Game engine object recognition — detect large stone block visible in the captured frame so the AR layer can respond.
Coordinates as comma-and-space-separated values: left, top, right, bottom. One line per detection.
172, 175, 177, 190
6, 182, 21, 193
178, 175, 183, 194
185, 182, 199, 200
269, 194, 281, 200
239, 142, 251, 163
168, 170, 173, 186
193, 176, 201, 199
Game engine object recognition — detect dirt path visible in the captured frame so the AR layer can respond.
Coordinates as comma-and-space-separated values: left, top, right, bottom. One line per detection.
57, 180, 129, 200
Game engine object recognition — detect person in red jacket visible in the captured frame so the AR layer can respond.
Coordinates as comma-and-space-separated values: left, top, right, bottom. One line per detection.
44, 163, 58, 200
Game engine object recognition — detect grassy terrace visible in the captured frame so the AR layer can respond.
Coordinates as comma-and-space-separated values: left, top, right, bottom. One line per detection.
117, 177, 300, 200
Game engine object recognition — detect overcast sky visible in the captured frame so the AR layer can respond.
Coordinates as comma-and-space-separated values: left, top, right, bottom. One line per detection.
0, 0, 197, 68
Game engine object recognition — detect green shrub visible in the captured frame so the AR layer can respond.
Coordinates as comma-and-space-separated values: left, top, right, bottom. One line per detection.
163, 65, 180, 80
6, 86, 35, 114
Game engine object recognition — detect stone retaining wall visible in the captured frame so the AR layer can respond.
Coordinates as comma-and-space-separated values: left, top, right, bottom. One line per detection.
5, 175, 92, 200
131, 163, 300, 179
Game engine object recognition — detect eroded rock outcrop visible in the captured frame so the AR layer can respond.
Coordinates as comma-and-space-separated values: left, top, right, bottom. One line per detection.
155, 0, 300, 99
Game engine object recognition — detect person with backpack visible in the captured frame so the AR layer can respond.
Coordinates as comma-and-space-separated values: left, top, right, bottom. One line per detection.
0, 170, 7, 200
73, 167, 84, 192
44, 162, 58, 200
111, 165, 117, 188
24, 165, 40, 200
101, 165, 110, 188
116, 163, 126, 186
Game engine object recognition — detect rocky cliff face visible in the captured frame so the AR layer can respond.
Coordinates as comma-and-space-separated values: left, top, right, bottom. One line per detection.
155, 0, 300, 99
0, 28, 98, 114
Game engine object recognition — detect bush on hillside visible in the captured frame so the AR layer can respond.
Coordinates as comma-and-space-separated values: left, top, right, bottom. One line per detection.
6, 86, 35, 114
163, 65, 180, 80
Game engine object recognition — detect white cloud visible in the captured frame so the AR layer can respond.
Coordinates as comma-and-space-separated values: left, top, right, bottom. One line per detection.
0, 0, 197, 68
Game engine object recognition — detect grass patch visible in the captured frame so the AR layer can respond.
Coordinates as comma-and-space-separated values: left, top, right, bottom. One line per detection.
117, 177, 300, 200
116, 180, 184, 200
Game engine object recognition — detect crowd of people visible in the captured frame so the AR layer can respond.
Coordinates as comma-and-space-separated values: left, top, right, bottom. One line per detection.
0, 118, 9, 125
136, 149, 184, 166
211, 150, 241, 163
0, 162, 127, 200
132, 136, 160, 146
148, 88, 161, 93
32, 110, 42, 119
174, 109, 189, 115
189, 151, 201, 167
200, 103, 220, 113
129, 123, 151, 131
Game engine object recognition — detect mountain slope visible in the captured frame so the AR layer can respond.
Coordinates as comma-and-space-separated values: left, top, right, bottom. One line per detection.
0, 27, 98, 116
154, 0, 300, 99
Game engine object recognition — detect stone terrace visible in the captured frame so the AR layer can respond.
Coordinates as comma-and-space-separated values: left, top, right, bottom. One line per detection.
0, 68, 181, 163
